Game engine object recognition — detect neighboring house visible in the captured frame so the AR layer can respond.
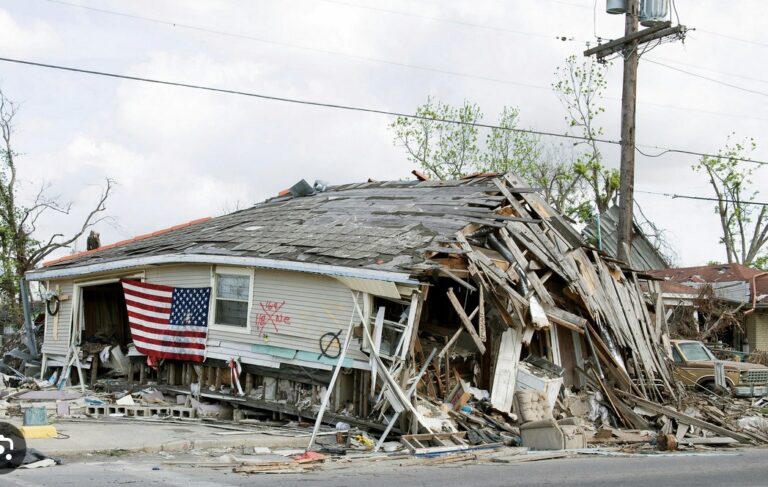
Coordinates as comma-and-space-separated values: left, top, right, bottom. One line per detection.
648, 264, 768, 353
582, 205, 669, 271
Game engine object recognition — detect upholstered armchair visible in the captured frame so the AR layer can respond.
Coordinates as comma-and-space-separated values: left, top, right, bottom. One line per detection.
515, 389, 586, 450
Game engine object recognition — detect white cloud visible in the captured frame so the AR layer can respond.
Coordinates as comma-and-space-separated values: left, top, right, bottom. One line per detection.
2, 0, 767, 266
0, 8, 58, 56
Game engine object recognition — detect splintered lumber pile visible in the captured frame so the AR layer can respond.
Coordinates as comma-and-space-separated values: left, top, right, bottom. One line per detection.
443, 175, 680, 421
361, 171, 759, 449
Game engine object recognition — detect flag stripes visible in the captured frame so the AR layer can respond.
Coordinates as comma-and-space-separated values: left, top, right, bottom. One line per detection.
121, 279, 211, 362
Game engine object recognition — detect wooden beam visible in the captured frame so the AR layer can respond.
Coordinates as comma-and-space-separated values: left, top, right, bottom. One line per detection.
438, 327, 464, 358
543, 305, 587, 334
438, 268, 477, 292
446, 288, 486, 354
478, 285, 486, 342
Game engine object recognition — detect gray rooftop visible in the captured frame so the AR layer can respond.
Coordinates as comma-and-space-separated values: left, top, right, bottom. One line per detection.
36, 176, 525, 275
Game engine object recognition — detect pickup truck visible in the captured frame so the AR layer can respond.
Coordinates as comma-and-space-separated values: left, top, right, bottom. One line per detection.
670, 339, 768, 397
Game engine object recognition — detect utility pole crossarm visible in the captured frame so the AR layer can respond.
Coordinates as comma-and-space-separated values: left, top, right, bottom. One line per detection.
584, 22, 687, 61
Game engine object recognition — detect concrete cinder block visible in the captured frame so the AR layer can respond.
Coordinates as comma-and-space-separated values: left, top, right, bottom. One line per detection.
108, 405, 130, 415
171, 407, 197, 419
134, 407, 152, 417
148, 407, 170, 417
86, 405, 107, 416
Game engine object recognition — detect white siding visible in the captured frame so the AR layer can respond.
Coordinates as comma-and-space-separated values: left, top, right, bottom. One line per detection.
41, 279, 74, 356
40, 264, 370, 369
209, 268, 367, 363
144, 265, 211, 288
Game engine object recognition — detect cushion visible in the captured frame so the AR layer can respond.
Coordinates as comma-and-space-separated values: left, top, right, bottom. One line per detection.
515, 390, 552, 423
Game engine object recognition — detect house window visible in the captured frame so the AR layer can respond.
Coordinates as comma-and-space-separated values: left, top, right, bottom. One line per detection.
213, 269, 252, 328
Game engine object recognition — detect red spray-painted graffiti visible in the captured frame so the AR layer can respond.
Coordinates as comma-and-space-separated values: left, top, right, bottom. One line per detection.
254, 300, 291, 336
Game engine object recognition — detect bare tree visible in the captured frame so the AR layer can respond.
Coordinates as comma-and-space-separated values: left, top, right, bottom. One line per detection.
0, 88, 113, 320
694, 134, 767, 268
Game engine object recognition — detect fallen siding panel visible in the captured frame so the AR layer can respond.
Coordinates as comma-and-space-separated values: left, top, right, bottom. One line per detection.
41, 279, 74, 356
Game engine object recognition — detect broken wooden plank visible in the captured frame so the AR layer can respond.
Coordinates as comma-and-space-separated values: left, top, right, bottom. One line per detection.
678, 437, 739, 446
489, 326, 522, 413
438, 327, 464, 358
542, 305, 586, 335
438, 267, 477, 292
616, 391, 753, 444
446, 288, 486, 354
478, 285, 486, 342
370, 306, 385, 399
401, 432, 468, 455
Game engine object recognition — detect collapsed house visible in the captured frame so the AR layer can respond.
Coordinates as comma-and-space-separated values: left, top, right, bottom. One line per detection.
23, 172, 764, 450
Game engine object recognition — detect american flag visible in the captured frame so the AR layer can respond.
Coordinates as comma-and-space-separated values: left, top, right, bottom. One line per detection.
121, 279, 211, 362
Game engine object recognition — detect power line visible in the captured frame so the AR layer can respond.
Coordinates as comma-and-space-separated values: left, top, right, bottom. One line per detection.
637, 190, 768, 207
635, 145, 766, 165
0, 55, 612, 142
2, 55, 768, 168
314, 0, 588, 41
697, 28, 768, 49
646, 56, 768, 85
39, 0, 768, 124
645, 59, 768, 98
38, 0, 550, 90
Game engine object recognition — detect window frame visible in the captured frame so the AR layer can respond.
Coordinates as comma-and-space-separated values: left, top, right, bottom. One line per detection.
209, 266, 254, 333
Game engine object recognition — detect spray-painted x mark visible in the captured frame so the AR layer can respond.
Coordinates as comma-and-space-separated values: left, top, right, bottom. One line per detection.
258, 300, 286, 333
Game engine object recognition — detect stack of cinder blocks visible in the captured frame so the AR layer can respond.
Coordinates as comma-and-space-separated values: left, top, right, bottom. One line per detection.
84, 404, 197, 419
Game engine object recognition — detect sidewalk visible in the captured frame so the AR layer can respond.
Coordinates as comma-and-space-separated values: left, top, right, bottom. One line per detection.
4, 417, 310, 457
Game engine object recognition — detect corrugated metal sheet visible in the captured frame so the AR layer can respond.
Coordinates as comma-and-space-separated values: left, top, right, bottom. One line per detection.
582, 205, 669, 271
711, 281, 751, 303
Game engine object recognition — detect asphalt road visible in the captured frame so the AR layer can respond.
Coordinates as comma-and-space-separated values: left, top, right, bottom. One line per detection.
3, 448, 768, 487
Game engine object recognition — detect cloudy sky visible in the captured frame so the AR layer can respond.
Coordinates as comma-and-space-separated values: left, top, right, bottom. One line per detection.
1, 0, 766, 266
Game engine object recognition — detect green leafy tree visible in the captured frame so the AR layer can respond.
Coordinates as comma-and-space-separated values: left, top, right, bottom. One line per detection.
552, 55, 619, 220
389, 97, 481, 180
390, 100, 589, 220
694, 134, 767, 267
0, 88, 113, 324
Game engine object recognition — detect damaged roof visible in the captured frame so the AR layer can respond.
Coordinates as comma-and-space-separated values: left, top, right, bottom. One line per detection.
647, 263, 764, 285
32, 176, 533, 278
582, 205, 669, 271
648, 263, 768, 304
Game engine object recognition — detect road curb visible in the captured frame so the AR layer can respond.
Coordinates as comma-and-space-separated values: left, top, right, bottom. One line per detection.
37, 435, 309, 457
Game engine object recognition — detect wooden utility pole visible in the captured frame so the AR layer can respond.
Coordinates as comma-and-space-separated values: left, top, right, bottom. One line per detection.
617, 0, 640, 264
584, 2, 687, 265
